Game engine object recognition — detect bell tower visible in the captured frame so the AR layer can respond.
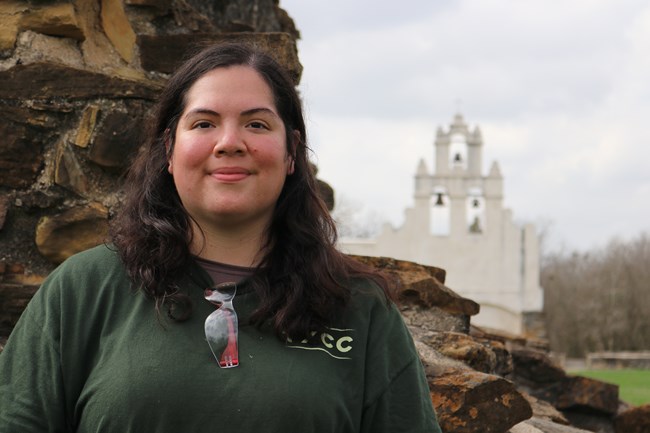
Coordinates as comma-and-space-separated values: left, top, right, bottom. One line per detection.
426, 113, 499, 238
340, 112, 543, 335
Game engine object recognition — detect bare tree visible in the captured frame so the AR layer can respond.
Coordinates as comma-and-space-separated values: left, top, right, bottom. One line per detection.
331, 194, 386, 239
542, 232, 650, 357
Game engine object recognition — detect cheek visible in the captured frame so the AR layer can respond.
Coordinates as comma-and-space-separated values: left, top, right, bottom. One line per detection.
172, 139, 212, 169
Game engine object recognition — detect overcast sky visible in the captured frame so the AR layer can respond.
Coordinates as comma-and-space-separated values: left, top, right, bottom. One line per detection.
280, 0, 650, 253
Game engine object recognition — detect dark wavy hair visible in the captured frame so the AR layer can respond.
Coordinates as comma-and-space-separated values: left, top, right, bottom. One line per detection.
110, 43, 389, 339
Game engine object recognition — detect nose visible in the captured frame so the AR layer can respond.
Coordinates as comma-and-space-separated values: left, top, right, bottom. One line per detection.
213, 124, 246, 156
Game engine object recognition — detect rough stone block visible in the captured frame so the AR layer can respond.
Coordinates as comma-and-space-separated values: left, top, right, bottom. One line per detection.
19, 3, 84, 41
35, 203, 109, 264
429, 368, 532, 433
137, 32, 302, 83
514, 417, 594, 432
73, 105, 100, 148
0, 2, 25, 53
420, 331, 501, 374
350, 254, 480, 316
614, 403, 650, 433
55, 143, 89, 196
509, 345, 567, 387
101, 0, 136, 62
89, 103, 146, 168
0, 105, 53, 189
555, 376, 619, 415
0, 196, 9, 230
0, 62, 161, 100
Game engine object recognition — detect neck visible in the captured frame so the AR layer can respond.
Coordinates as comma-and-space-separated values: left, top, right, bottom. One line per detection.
189, 220, 268, 267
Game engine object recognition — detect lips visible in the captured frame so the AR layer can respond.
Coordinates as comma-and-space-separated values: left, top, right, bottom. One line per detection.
211, 167, 251, 182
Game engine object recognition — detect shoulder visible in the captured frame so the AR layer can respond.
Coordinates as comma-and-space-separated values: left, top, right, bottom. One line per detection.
44, 244, 127, 287
52, 244, 124, 275
34, 244, 129, 306
347, 276, 393, 314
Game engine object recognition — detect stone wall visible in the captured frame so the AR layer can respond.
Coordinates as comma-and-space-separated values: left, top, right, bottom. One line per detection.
1, 2, 649, 433
0, 0, 301, 298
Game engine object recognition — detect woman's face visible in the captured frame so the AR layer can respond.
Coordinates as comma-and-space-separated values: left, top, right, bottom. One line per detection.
168, 65, 294, 234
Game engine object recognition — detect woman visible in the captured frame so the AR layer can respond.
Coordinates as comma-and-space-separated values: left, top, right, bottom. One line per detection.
0, 43, 441, 432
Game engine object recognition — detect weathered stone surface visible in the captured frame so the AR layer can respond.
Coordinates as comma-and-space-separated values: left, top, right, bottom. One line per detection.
35, 203, 109, 264
419, 331, 502, 374
555, 376, 619, 414
0, 195, 9, 230
350, 255, 480, 317
614, 403, 650, 433
88, 102, 146, 168
73, 105, 100, 148
0, 2, 25, 53
0, 62, 161, 100
509, 345, 567, 388
521, 392, 570, 425
55, 143, 89, 195
515, 417, 594, 433
0, 104, 58, 189
137, 32, 303, 83
101, 0, 136, 62
19, 3, 84, 41
125, 0, 173, 8
509, 422, 544, 433
3, 30, 85, 70
404, 305, 471, 334
561, 410, 614, 433
429, 368, 532, 433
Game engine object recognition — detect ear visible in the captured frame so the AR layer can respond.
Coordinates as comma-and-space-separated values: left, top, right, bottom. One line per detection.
287, 130, 300, 175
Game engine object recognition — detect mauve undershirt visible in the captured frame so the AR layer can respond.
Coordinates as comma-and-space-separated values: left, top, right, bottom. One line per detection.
193, 256, 255, 286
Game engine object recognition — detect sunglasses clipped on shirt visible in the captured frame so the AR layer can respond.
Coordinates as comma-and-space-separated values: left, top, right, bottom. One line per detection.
204, 282, 239, 368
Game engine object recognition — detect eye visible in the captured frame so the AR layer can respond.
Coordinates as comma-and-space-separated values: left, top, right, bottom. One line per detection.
247, 121, 269, 130
193, 121, 214, 129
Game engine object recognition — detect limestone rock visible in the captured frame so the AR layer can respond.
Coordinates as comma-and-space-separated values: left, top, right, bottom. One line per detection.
521, 392, 570, 425
73, 105, 100, 148
560, 410, 614, 433
509, 345, 567, 388
350, 255, 480, 315
137, 31, 302, 82
88, 101, 147, 168
35, 203, 109, 264
0, 195, 9, 230
404, 305, 471, 334
101, 0, 136, 62
3, 30, 85, 70
19, 3, 84, 41
429, 368, 532, 433
0, 104, 61, 189
0, 2, 25, 53
555, 376, 619, 414
0, 62, 161, 100
55, 142, 89, 195
419, 331, 502, 374
614, 403, 650, 433
513, 417, 594, 433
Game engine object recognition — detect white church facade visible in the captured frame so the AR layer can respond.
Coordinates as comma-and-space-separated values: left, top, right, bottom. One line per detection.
339, 114, 544, 335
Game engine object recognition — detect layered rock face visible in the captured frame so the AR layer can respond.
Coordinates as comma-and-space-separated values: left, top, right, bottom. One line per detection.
0, 0, 300, 337
1, 2, 647, 433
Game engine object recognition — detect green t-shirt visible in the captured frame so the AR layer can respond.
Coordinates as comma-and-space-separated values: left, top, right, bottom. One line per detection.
0, 245, 441, 433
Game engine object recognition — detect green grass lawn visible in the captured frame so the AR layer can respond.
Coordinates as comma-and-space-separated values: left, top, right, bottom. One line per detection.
572, 369, 650, 406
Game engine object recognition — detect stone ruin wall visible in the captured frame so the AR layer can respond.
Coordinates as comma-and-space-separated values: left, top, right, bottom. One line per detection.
0, 0, 301, 338
1, 2, 649, 432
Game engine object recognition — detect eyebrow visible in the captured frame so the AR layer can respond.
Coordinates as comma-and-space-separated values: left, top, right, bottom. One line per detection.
183, 107, 280, 118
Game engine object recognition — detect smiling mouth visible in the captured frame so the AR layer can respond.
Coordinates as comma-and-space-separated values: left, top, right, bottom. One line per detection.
212, 168, 250, 182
